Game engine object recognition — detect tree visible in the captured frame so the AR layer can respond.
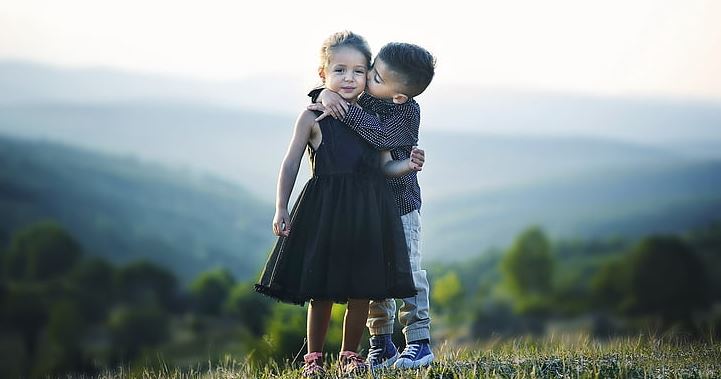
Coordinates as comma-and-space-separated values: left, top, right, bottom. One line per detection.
224, 282, 272, 336
265, 304, 307, 359
431, 271, 463, 312
32, 300, 89, 378
4, 221, 82, 281
626, 236, 710, 327
116, 260, 178, 311
1, 285, 49, 372
590, 258, 630, 313
108, 305, 170, 362
190, 268, 235, 315
68, 258, 116, 322
500, 226, 554, 314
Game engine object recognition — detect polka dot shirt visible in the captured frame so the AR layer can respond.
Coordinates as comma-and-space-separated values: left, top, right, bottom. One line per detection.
342, 93, 422, 216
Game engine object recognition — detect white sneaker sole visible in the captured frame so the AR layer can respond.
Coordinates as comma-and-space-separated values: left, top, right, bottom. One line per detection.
369, 351, 399, 370
394, 352, 435, 368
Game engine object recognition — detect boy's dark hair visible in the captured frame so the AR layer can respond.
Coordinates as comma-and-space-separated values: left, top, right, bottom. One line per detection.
376, 42, 436, 98
319, 31, 372, 74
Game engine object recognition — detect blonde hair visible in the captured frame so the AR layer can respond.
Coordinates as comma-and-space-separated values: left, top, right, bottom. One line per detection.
318, 31, 372, 75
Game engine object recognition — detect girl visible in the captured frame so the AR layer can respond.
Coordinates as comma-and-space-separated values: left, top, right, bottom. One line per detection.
255, 31, 418, 377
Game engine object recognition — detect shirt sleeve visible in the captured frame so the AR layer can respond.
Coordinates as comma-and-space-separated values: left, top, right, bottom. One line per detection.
342, 102, 420, 150
357, 94, 386, 113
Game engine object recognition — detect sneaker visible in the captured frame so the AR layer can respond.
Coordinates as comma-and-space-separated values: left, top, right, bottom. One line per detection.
339, 350, 368, 376
302, 352, 325, 378
366, 334, 399, 370
394, 341, 434, 369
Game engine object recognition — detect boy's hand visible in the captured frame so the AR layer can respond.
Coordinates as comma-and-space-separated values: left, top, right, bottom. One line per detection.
307, 103, 328, 121
409, 146, 425, 171
272, 209, 291, 237
307, 89, 349, 121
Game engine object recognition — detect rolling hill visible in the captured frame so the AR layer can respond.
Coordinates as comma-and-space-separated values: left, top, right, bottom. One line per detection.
423, 160, 721, 260
2, 61, 720, 263
0, 136, 274, 281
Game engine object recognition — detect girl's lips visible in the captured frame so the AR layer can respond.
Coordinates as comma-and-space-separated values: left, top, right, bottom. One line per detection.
340, 87, 356, 92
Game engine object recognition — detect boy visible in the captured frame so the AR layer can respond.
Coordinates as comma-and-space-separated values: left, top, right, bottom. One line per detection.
308, 42, 436, 369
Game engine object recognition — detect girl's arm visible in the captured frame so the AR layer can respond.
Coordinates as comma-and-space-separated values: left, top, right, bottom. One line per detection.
380, 147, 425, 177
273, 110, 316, 237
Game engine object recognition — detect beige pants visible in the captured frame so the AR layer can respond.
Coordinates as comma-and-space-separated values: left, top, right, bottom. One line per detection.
366, 210, 431, 343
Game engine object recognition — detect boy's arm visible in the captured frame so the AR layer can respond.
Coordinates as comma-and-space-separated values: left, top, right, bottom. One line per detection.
380, 147, 425, 177
308, 89, 420, 150
309, 89, 350, 121
342, 101, 420, 150
273, 110, 315, 237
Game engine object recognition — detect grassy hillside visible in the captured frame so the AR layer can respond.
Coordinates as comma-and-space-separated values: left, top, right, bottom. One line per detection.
0, 102, 297, 199
95, 335, 721, 378
0, 136, 274, 281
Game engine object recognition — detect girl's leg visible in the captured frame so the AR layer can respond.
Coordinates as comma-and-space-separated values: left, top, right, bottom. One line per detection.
341, 298, 370, 352
307, 299, 333, 353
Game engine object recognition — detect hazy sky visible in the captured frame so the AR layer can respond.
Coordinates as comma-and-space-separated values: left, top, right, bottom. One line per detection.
2, 0, 721, 100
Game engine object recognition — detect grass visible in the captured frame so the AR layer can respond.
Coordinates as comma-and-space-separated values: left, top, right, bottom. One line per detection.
93, 334, 721, 379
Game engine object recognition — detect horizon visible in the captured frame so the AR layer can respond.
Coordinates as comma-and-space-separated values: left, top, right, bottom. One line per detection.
2, 58, 720, 147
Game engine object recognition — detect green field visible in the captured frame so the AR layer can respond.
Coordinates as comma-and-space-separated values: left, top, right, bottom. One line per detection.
94, 335, 720, 379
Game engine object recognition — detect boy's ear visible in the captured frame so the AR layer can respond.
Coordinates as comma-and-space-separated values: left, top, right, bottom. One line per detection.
392, 93, 409, 104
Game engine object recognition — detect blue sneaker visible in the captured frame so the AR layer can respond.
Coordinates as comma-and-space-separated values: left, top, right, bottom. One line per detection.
366, 334, 399, 370
394, 341, 434, 368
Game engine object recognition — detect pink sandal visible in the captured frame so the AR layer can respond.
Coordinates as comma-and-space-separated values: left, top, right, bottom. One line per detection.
339, 350, 368, 375
302, 352, 325, 377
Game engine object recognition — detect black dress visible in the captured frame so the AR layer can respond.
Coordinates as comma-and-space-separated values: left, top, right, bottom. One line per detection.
255, 113, 416, 305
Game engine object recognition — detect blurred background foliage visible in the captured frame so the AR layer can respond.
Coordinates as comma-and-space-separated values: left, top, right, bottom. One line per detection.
1, 217, 720, 378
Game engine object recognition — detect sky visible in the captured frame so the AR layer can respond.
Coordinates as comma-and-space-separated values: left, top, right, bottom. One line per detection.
1, 0, 721, 101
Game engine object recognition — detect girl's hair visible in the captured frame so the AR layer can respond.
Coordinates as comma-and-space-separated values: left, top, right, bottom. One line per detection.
318, 31, 372, 75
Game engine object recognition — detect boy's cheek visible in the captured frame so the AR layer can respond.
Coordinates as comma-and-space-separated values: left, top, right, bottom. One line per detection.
364, 83, 377, 97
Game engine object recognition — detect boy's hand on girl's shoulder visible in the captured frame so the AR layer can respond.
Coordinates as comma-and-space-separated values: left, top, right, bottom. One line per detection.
409, 146, 425, 171
307, 89, 349, 121
272, 209, 291, 237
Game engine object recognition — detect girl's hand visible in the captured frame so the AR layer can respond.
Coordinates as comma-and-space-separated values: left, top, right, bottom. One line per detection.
409, 146, 425, 171
273, 209, 291, 237
307, 89, 349, 121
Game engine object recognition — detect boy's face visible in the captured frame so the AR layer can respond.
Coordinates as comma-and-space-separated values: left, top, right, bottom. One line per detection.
366, 58, 408, 104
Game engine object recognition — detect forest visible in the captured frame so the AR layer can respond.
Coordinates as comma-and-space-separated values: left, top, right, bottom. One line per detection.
2, 220, 719, 378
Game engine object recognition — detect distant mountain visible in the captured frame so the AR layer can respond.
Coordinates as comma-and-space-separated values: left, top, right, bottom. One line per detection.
0, 60, 309, 114
422, 161, 721, 261
0, 102, 299, 201
422, 85, 721, 155
2, 61, 721, 263
0, 136, 274, 281
0, 102, 694, 203
418, 131, 688, 200
2, 60, 721, 157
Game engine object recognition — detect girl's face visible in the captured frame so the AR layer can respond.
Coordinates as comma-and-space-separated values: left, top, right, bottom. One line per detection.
320, 47, 368, 103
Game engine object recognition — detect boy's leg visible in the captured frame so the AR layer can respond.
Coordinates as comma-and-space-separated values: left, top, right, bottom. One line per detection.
395, 210, 433, 368
367, 299, 396, 336
366, 299, 398, 369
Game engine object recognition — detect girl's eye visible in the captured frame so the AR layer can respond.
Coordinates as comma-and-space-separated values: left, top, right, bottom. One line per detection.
334, 68, 343, 73
355, 70, 365, 75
